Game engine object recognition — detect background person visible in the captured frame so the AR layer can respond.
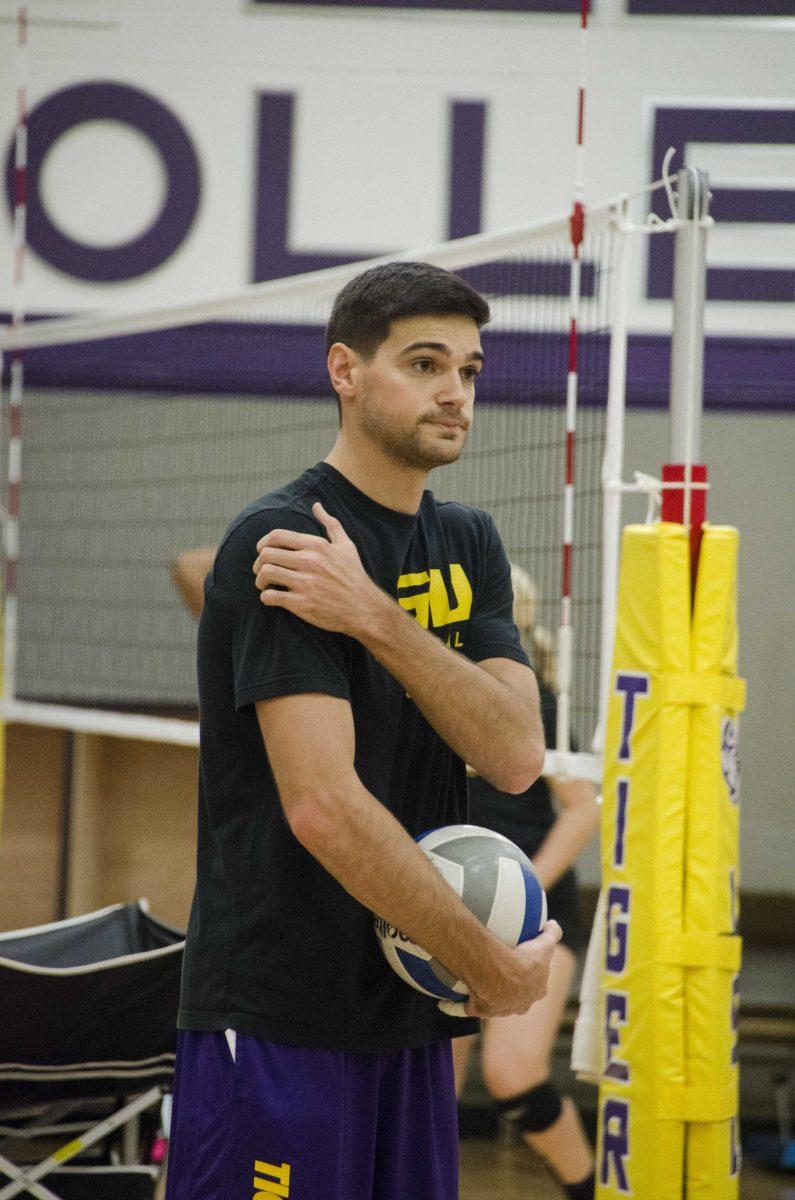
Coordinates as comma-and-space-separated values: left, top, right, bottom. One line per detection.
453, 565, 599, 1200
170, 546, 215, 621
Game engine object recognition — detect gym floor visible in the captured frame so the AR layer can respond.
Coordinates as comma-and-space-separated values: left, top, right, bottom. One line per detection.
458, 1137, 791, 1199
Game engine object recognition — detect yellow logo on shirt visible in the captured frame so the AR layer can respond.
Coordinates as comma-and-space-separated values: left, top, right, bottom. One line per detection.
396, 564, 472, 633
253, 1159, 291, 1198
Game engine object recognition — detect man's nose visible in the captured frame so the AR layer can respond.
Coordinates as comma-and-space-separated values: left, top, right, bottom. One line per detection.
437, 369, 468, 406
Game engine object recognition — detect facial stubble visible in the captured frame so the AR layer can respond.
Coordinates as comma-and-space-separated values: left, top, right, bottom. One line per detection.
357, 383, 469, 472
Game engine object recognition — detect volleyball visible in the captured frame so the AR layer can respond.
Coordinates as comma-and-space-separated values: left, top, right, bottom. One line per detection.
374, 824, 547, 1003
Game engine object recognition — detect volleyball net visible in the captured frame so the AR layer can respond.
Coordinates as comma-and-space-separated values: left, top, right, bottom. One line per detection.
0, 186, 679, 781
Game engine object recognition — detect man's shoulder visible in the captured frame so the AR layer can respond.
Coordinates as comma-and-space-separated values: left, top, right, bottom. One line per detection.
221, 467, 325, 553
429, 495, 495, 541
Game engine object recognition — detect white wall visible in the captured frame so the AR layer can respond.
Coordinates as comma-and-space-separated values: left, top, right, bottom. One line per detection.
0, 0, 792, 339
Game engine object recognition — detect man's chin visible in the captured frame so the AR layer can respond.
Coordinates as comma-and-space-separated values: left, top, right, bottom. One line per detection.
421, 427, 467, 465
420, 443, 465, 469
377, 427, 467, 471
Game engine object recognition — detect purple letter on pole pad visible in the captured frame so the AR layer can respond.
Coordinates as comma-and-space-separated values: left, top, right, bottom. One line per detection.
605, 991, 630, 1083
614, 672, 649, 762
605, 884, 631, 975
600, 1097, 631, 1193
613, 777, 630, 868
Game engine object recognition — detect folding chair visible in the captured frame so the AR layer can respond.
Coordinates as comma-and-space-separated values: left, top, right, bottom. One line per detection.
0, 902, 183, 1200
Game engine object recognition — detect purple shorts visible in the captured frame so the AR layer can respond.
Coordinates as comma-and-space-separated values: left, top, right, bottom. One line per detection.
165, 1030, 459, 1200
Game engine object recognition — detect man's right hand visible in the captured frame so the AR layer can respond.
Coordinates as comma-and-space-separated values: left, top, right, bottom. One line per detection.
451, 920, 562, 1019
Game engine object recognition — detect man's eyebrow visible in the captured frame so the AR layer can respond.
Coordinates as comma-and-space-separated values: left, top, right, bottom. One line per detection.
400, 341, 485, 363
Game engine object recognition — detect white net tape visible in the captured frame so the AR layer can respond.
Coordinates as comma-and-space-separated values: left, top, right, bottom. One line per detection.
0, 207, 618, 352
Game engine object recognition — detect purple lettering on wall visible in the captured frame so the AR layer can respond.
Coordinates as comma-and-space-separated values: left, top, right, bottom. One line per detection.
614, 672, 649, 762
605, 991, 630, 1082
606, 884, 631, 974
630, 0, 793, 13
253, 0, 586, 11
252, 91, 489, 281
614, 777, 630, 868
600, 1097, 631, 1193
253, 92, 351, 280
448, 101, 486, 239
4, 82, 201, 283
252, 91, 595, 297
648, 106, 795, 303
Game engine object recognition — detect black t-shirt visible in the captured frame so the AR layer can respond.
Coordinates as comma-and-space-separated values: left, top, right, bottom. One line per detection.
177, 462, 531, 1052
468, 684, 564, 854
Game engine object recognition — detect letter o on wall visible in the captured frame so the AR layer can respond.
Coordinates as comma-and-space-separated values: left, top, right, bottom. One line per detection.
4, 81, 201, 282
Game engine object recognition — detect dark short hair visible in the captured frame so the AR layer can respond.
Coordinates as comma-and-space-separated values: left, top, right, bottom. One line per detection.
326, 261, 490, 359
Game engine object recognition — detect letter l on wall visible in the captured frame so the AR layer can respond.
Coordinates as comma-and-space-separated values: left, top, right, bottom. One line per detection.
252, 93, 486, 281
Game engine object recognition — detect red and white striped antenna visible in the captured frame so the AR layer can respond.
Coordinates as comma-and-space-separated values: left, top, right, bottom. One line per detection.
3, 3, 29, 703
556, 0, 589, 757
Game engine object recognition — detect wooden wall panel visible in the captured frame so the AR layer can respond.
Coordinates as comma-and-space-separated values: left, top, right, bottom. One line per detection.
0, 725, 197, 933
67, 735, 198, 929
0, 725, 67, 930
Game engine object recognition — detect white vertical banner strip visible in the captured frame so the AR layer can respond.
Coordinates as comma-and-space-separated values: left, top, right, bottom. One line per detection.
4, 3, 28, 706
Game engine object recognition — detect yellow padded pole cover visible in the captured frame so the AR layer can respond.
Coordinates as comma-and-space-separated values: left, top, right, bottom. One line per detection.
596, 522, 744, 1199
597, 524, 691, 1199
684, 525, 743, 1200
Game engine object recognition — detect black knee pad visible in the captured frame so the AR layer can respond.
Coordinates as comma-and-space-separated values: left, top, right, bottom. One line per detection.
495, 1081, 563, 1134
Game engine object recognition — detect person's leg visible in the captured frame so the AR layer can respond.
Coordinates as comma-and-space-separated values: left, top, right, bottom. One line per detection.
373, 1040, 459, 1200
167, 1031, 382, 1200
225, 1035, 384, 1199
451, 1032, 478, 1094
481, 945, 594, 1195
164, 1031, 237, 1200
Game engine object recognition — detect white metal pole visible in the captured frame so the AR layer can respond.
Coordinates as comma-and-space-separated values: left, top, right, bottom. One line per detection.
593, 207, 631, 757
669, 167, 710, 529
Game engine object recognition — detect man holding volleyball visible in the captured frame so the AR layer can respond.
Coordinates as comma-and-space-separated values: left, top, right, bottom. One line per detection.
167, 261, 561, 1200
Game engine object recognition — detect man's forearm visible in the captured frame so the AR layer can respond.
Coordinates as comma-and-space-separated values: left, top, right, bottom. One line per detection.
289, 771, 516, 1000
359, 593, 543, 793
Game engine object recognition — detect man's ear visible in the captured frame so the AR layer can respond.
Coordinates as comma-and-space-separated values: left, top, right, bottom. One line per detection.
327, 342, 360, 400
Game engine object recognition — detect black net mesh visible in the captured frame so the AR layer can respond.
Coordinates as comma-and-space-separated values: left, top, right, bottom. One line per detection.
5, 221, 618, 751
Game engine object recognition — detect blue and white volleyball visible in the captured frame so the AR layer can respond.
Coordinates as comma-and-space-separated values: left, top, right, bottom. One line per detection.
374, 824, 548, 1004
